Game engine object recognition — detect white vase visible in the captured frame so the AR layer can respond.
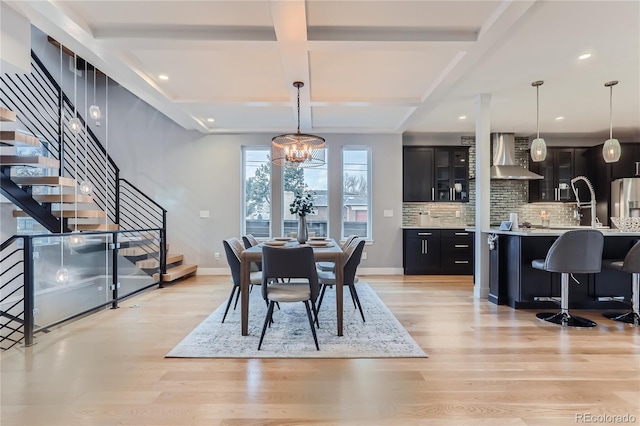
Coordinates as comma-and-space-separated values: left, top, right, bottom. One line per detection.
297, 215, 308, 244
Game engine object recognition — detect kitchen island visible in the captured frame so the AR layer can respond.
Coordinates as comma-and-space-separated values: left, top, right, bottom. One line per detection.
483, 227, 640, 309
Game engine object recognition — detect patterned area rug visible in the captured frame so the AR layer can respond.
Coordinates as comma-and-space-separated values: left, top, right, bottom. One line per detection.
166, 283, 427, 358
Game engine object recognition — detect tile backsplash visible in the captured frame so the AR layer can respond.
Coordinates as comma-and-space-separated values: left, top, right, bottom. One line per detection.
402, 136, 582, 227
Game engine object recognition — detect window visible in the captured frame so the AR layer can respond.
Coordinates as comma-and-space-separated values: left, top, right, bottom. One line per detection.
282, 150, 328, 237
242, 147, 271, 238
342, 147, 371, 239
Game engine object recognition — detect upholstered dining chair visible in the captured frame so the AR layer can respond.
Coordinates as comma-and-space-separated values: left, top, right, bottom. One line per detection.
532, 229, 604, 327
316, 234, 358, 272
242, 234, 262, 278
602, 240, 640, 325
317, 238, 366, 322
221, 237, 264, 324
258, 245, 321, 350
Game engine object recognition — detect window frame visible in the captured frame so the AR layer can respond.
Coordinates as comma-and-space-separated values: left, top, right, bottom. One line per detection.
241, 146, 272, 239
341, 146, 372, 240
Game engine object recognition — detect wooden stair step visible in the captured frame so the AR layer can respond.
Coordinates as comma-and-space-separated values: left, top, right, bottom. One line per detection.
11, 176, 77, 187
33, 194, 94, 203
153, 264, 197, 282
0, 131, 40, 147
0, 155, 59, 168
119, 243, 168, 257
13, 209, 106, 218
136, 253, 183, 269
75, 223, 119, 231
0, 107, 16, 122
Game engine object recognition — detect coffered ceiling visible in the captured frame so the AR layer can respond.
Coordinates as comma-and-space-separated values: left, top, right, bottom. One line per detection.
8, 0, 640, 138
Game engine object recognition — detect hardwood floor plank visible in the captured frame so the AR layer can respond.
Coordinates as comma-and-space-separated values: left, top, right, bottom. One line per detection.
2, 274, 638, 425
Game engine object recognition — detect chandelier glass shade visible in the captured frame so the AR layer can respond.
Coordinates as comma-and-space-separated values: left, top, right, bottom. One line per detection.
271, 82, 325, 168
530, 80, 547, 162
602, 81, 621, 163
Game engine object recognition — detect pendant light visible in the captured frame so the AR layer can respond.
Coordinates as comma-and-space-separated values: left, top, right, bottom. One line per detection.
89, 66, 101, 120
602, 81, 621, 163
68, 53, 82, 134
56, 43, 69, 284
530, 80, 547, 162
271, 81, 326, 168
80, 61, 93, 195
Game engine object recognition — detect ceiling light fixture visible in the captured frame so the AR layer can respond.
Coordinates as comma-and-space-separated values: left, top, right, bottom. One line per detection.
602, 80, 621, 163
68, 53, 82, 134
530, 80, 547, 162
271, 81, 326, 168
579, 53, 592, 60
458, 115, 467, 120
555, 116, 565, 120
158, 74, 169, 80
207, 118, 215, 123
89, 66, 101, 120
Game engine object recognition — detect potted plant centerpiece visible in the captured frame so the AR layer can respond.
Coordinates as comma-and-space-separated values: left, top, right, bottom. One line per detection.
290, 189, 315, 243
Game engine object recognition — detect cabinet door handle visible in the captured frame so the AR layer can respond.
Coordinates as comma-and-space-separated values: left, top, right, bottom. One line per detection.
431, 187, 435, 201
636, 161, 640, 176
454, 260, 469, 264
417, 232, 432, 236
455, 244, 469, 248
454, 232, 468, 236
424, 240, 428, 254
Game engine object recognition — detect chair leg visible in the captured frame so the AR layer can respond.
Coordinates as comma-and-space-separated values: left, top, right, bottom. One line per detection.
536, 273, 596, 327
311, 301, 320, 328
258, 301, 276, 350
304, 300, 320, 350
349, 283, 365, 322
347, 284, 358, 310
603, 272, 640, 326
317, 284, 328, 313
221, 285, 239, 324
233, 285, 241, 310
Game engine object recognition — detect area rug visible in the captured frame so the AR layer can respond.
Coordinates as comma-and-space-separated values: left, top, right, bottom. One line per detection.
166, 283, 427, 358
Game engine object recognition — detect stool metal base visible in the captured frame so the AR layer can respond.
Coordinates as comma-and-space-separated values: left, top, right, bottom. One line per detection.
536, 312, 597, 328
603, 311, 640, 326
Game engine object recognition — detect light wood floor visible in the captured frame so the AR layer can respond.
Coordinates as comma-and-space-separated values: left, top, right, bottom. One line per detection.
2, 275, 639, 426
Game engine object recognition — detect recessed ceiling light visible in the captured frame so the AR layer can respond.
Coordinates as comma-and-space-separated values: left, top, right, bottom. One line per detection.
555, 116, 565, 120
158, 74, 169, 80
207, 118, 215, 123
458, 115, 467, 120
578, 53, 592, 60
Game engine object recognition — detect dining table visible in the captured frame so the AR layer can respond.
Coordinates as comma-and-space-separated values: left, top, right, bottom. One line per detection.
239, 239, 345, 336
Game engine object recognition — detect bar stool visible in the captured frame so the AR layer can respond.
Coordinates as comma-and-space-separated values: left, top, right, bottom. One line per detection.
602, 241, 640, 326
532, 229, 604, 327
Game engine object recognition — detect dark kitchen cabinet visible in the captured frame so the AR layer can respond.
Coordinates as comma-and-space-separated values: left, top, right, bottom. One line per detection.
529, 148, 588, 202
403, 229, 474, 275
403, 147, 434, 202
403, 146, 469, 202
610, 143, 640, 179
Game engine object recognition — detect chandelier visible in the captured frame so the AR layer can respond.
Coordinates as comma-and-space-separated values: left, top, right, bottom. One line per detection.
271, 82, 325, 168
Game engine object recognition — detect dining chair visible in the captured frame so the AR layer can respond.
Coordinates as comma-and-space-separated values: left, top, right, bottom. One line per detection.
242, 234, 262, 273
316, 234, 358, 272
258, 245, 321, 350
221, 238, 264, 323
317, 238, 366, 322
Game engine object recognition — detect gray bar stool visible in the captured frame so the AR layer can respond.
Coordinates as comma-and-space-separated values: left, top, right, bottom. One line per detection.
532, 229, 604, 327
602, 240, 640, 326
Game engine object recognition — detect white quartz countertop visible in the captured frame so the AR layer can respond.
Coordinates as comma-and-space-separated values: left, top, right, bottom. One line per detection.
479, 227, 640, 237
402, 226, 471, 229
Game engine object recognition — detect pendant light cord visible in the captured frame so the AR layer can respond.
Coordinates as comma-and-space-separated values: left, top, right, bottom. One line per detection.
296, 84, 301, 135
536, 84, 540, 139
609, 84, 613, 140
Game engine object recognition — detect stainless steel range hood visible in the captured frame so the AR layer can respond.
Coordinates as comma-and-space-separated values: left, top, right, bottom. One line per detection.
490, 133, 543, 180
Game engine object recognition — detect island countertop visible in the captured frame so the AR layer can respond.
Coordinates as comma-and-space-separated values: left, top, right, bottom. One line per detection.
478, 226, 640, 237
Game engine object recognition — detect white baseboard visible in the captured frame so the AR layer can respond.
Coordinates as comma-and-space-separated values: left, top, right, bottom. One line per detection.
197, 267, 404, 276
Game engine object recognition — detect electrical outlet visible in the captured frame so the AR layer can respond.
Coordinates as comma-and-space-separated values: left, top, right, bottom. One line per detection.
214, 252, 220, 260
455, 210, 461, 218
362, 252, 367, 260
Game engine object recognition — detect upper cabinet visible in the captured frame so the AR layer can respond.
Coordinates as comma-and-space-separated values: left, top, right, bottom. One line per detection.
529, 148, 588, 202
610, 143, 640, 179
403, 146, 469, 202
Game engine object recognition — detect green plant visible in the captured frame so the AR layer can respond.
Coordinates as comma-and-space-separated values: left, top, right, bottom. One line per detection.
290, 190, 316, 217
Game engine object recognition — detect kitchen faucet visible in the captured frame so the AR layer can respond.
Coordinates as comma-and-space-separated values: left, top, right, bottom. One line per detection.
570, 176, 597, 228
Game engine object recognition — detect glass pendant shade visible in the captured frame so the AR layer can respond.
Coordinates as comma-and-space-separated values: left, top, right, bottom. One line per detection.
68, 230, 85, 248
89, 104, 101, 120
530, 138, 547, 162
55, 267, 69, 284
79, 180, 93, 195
69, 117, 82, 134
603, 138, 621, 163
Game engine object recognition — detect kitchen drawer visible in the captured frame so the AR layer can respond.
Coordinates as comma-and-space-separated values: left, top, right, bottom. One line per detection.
441, 230, 471, 238
404, 229, 441, 239
441, 257, 473, 274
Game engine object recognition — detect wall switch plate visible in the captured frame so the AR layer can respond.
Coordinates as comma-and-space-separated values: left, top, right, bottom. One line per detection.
362, 252, 367, 260
383, 210, 393, 217
199, 210, 210, 218
214, 252, 220, 260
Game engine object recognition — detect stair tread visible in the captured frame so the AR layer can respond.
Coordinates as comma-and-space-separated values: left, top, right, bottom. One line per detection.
0, 131, 40, 147
33, 194, 94, 203
13, 209, 106, 218
153, 264, 197, 282
11, 176, 77, 187
0, 107, 16, 122
0, 155, 59, 168
119, 243, 168, 256
136, 253, 183, 268
75, 223, 119, 231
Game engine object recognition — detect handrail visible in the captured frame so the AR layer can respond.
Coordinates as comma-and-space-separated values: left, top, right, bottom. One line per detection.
119, 178, 167, 213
